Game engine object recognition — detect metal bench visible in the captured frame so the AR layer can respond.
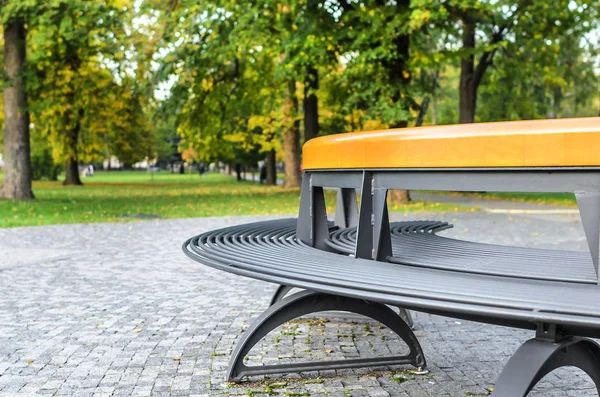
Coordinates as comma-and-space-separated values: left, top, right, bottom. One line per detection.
183, 117, 600, 396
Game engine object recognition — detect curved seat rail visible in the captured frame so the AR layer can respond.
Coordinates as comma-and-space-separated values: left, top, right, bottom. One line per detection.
183, 218, 600, 339
326, 221, 597, 284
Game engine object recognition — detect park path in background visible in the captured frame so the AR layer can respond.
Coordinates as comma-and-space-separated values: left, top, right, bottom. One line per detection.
412, 191, 579, 214
0, 211, 595, 396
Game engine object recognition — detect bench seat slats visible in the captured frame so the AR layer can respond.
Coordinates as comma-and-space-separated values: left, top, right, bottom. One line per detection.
327, 221, 597, 284
183, 218, 600, 338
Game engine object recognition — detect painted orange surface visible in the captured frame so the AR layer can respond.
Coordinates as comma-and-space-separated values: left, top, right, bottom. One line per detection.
302, 117, 600, 169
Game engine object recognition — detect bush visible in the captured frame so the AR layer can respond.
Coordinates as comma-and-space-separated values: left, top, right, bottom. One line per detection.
31, 149, 61, 181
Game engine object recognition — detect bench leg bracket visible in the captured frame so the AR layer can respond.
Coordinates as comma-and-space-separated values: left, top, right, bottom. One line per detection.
493, 336, 600, 396
228, 290, 426, 382
269, 285, 294, 306
269, 285, 414, 329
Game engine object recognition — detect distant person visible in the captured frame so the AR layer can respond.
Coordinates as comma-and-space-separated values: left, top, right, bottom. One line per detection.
83, 164, 94, 177
198, 164, 205, 177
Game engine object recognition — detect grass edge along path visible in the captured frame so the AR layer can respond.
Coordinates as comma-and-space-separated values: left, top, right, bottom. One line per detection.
0, 171, 474, 228
425, 190, 577, 207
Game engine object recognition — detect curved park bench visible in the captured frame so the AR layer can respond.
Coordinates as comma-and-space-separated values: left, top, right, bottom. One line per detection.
183, 117, 600, 396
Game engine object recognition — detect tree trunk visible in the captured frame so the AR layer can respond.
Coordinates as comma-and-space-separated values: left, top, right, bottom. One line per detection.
431, 69, 439, 125
64, 158, 81, 185
385, 2, 412, 200
265, 149, 276, 186
0, 19, 34, 200
282, 80, 301, 188
388, 190, 411, 207
459, 20, 477, 123
432, 89, 438, 125
388, 0, 411, 129
303, 66, 319, 142
235, 163, 242, 181
415, 97, 430, 127
63, 107, 83, 185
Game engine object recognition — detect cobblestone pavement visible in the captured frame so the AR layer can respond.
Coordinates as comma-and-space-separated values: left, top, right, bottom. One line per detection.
0, 210, 598, 397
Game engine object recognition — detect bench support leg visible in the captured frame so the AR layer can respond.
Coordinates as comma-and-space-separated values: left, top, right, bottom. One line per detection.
269, 285, 294, 306
354, 172, 413, 328
493, 337, 600, 396
575, 191, 600, 279
335, 188, 358, 228
228, 290, 426, 382
269, 285, 414, 329
297, 172, 330, 251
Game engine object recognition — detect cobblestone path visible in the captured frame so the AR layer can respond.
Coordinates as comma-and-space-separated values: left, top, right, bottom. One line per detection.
0, 212, 597, 396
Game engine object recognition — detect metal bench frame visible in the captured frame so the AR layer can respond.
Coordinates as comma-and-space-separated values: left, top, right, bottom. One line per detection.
294, 167, 600, 395
229, 290, 425, 381
299, 168, 600, 276
183, 166, 600, 395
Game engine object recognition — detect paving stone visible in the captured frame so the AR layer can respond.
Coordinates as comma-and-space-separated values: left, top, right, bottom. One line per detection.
0, 212, 598, 396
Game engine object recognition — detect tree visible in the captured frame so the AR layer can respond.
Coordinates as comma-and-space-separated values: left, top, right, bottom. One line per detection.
477, 1, 599, 121
324, 0, 437, 202
152, 1, 282, 183
148, 0, 599, 200
324, 0, 421, 129
282, 80, 301, 187
33, 59, 152, 178
27, 0, 131, 185
0, 5, 34, 199
446, 0, 599, 123
456, 2, 502, 123
303, 65, 319, 141
151, 0, 345, 188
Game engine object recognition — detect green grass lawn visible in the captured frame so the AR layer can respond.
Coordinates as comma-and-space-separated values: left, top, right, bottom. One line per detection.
0, 171, 469, 228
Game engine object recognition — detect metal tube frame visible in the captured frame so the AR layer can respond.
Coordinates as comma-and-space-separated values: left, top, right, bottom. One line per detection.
297, 172, 414, 327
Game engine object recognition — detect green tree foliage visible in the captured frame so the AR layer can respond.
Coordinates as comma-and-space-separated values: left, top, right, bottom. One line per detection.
423, 0, 600, 123
477, 1, 599, 121
152, 1, 263, 163
27, 0, 153, 184
149, 0, 598, 191
3, 0, 598, 199
0, 0, 156, 192
327, 0, 417, 128
152, 1, 306, 185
